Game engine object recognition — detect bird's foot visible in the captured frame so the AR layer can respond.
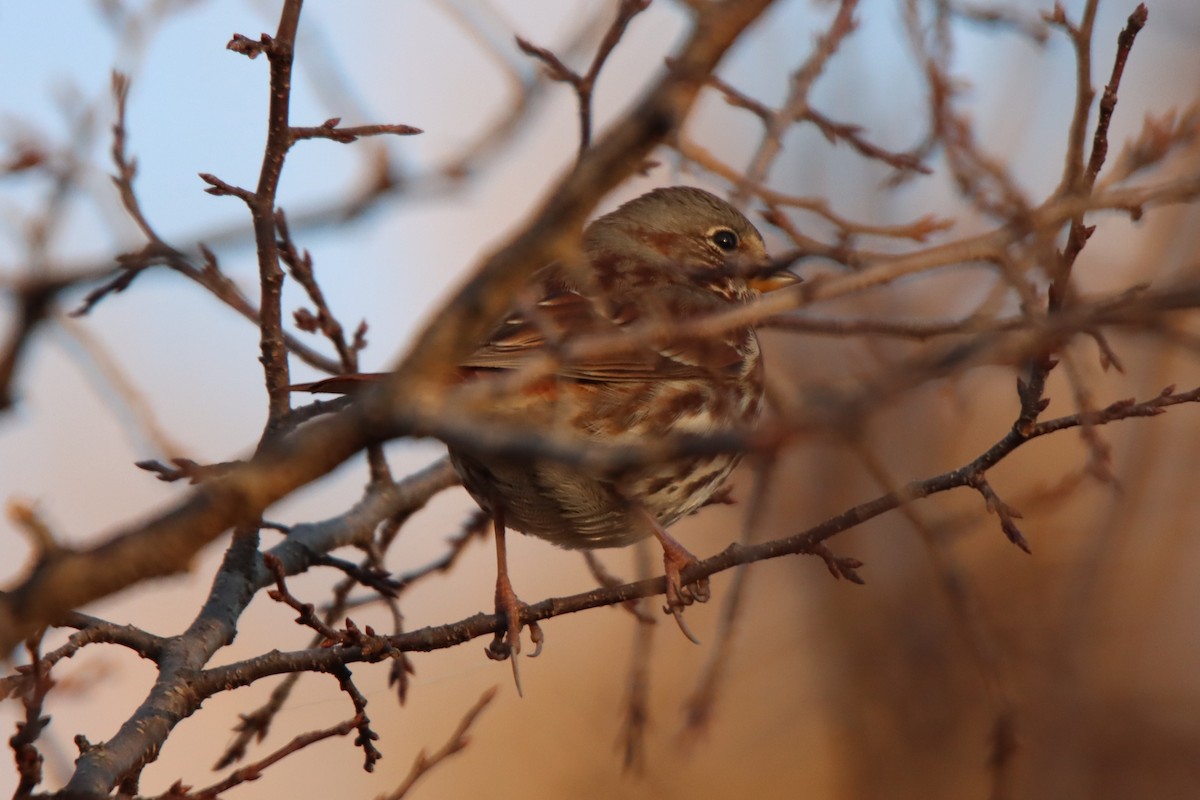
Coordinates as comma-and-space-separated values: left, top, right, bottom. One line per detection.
658, 535, 710, 644
485, 574, 543, 696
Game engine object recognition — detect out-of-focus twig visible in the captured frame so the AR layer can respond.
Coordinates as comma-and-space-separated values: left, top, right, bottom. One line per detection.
382, 686, 498, 800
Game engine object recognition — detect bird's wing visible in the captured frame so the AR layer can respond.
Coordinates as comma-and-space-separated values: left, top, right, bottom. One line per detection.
461, 287, 742, 382
292, 286, 748, 395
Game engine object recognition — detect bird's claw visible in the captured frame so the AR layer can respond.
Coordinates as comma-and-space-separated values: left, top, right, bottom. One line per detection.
527, 620, 545, 658
485, 588, 543, 696
660, 545, 710, 644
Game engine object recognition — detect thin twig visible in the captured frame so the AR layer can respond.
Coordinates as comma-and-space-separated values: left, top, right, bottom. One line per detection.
383, 686, 498, 800
517, 0, 650, 157
185, 716, 364, 800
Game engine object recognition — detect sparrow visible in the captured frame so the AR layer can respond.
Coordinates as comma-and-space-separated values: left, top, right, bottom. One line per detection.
296, 186, 796, 685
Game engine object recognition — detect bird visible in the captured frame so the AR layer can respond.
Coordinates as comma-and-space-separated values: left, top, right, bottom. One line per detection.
295, 186, 796, 686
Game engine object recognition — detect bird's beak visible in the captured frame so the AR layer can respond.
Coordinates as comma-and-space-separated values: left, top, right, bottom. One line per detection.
748, 270, 801, 293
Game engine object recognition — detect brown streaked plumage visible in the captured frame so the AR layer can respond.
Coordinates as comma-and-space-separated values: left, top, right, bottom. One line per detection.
296, 186, 795, 687
452, 188, 773, 542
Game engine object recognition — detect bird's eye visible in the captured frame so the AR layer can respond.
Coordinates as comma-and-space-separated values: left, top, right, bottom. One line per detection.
709, 228, 739, 252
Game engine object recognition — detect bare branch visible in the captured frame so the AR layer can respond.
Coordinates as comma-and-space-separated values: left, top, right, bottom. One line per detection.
288, 118, 422, 145
170, 387, 1200, 686
382, 686, 497, 800
182, 716, 363, 800
516, 0, 650, 156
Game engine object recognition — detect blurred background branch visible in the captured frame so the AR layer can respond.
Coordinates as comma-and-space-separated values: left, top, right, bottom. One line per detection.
2, 1, 1200, 799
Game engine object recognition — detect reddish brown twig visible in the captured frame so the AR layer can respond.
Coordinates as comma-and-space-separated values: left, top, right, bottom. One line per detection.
183, 716, 364, 800
617, 552, 655, 772
289, 117, 422, 145
517, 0, 650, 156
8, 634, 52, 797
583, 551, 657, 624
135, 458, 242, 484
969, 473, 1030, 553
383, 686, 497, 799
84, 74, 342, 375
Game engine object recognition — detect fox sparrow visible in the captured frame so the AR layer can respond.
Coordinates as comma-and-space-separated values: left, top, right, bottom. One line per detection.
297, 186, 795, 684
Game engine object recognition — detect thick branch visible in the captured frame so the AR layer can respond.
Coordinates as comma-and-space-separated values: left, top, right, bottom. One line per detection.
187, 387, 1200, 689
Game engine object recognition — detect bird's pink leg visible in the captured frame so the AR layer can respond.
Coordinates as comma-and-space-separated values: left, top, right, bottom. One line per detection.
485, 508, 542, 696
641, 508, 711, 643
